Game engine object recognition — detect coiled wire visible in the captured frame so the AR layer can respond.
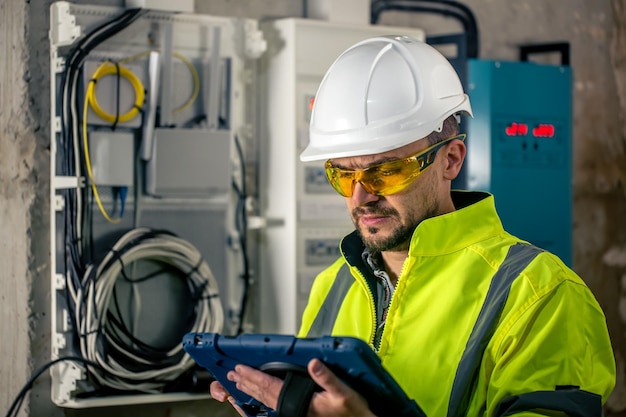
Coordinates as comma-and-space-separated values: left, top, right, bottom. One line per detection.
75, 227, 223, 392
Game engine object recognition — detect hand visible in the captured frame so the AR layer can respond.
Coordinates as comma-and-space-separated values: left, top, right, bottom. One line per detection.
209, 380, 248, 416
222, 359, 375, 417
306, 358, 376, 417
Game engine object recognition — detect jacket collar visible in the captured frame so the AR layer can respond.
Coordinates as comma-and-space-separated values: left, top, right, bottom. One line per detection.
341, 191, 504, 260
408, 191, 504, 256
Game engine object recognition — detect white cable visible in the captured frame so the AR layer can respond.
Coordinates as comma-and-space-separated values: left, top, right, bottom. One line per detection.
75, 227, 224, 392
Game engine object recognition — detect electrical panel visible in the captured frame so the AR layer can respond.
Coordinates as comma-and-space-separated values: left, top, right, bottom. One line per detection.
466, 59, 573, 266
49, 1, 265, 407
257, 18, 426, 335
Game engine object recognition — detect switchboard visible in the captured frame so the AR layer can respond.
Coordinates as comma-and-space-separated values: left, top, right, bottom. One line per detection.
467, 59, 573, 265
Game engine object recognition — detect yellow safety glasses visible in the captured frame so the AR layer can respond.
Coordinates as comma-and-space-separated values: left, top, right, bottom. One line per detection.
325, 134, 466, 197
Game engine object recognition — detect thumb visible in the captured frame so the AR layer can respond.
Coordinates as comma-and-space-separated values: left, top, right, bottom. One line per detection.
308, 358, 347, 395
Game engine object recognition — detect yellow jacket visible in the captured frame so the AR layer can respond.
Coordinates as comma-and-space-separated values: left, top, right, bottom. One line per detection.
298, 191, 615, 416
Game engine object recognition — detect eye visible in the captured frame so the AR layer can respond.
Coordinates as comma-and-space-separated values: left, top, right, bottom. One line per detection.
370, 161, 404, 177
378, 168, 401, 177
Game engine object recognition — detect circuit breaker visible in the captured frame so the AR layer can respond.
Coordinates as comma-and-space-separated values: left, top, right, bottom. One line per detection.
466, 59, 573, 266
258, 18, 425, 335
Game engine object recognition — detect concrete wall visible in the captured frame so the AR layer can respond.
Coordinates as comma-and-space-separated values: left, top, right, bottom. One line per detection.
0, 1, 42, 417
0, 0, 624, 416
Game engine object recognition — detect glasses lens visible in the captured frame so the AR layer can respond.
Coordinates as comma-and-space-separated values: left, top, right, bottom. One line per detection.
325, 158, 420, 197
325, 134, 465, 197
360, 159, 420, 195
325, 164, 351, 197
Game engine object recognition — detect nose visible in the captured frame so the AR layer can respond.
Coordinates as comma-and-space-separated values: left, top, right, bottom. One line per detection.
350, 181, 380, 205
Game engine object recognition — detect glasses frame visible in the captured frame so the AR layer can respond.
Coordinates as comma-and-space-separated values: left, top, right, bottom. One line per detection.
325, 134, 466, 197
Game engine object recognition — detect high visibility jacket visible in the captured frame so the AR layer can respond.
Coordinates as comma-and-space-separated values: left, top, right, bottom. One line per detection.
298, 191, 615, 416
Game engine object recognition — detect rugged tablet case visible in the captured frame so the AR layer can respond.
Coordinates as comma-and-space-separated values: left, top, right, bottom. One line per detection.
182, 332, 426, 417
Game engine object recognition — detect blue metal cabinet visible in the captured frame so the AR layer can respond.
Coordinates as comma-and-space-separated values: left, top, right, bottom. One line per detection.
466, 59, 572, 266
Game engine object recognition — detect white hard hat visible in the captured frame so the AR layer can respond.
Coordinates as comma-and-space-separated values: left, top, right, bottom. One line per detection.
300, 35, 473, 162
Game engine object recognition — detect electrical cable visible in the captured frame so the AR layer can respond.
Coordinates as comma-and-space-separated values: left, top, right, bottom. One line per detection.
59, 7, 146, 275
170, 52, 201, 114
370, 0, 480, 58
119, 49, 200, 114
233, 134, 251, 335
86, 61, 145, 124
75, 228, 224, 392
52, 5, 229, 404
51, 5, 223, 399
3, 356, 105, 417
82, 88, 123, 224
54, 8, 146, 357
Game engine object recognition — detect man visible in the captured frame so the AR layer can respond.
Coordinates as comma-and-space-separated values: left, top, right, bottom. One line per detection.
211, 36, 615, 416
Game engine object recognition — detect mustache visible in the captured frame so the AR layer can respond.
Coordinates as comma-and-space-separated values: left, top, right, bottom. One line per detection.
352, 205, 399, 218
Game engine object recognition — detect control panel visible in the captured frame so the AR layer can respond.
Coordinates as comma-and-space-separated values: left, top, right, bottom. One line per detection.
467, 59, 573, 265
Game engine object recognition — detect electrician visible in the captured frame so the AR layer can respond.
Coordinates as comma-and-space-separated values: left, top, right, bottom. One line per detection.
210, 36, 616, 416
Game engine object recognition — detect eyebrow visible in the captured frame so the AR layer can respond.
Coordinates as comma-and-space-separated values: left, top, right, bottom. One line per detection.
330, 154, 407, 170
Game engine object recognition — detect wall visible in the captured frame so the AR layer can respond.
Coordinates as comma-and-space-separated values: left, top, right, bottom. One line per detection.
0, 1, 42, 417
0, 0, 624, 416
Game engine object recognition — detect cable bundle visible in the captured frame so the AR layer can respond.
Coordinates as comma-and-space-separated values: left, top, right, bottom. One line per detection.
58, 7, 147, 298
74, 228, 224, 392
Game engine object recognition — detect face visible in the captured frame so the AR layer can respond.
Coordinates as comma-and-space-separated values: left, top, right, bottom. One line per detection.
329, 138, 453, 253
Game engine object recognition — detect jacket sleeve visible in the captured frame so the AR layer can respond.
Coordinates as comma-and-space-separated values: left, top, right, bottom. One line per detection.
297, 259, 345, 338
481, 272, 616, 417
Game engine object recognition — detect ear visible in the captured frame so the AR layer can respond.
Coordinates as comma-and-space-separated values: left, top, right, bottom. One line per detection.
442, 138, 466, 181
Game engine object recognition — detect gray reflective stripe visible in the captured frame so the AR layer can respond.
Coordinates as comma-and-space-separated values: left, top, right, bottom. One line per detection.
306, 264, 354, 337
494, 388, 602, 417
447, 243, 544, 417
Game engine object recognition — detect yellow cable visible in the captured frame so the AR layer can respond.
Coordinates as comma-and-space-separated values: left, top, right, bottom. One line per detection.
172, 51, 200, 114
118, 50, 151, 64
119, 50, 200, 114
82, 91, 121, 224
81, 52, 199, 223
87, 61, 145, 124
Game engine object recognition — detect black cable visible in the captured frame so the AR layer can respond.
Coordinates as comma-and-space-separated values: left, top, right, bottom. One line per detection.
52, 6, 148, 398
58, 7, 145, 291
370, 0, 480, 58
4, 356, 105, 417
51, 4, 223, 398
233, 134, 251, 335
104, 260, 195, 360
75, 228, 222, 390
112, 61, 121, 130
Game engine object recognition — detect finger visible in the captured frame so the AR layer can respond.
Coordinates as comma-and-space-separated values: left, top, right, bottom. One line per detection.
307, 359, 350, 396
211, 381, 248, 417
307, 359, 375, 417
227, 396, 249, 417
228, 364, 283, 410
209, 380, 229, 402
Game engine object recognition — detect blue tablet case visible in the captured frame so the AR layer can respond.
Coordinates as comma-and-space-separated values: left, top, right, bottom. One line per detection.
182, 332, 426, 417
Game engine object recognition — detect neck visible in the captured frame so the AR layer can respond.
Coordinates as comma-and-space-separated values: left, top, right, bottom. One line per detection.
380, 250, 409, 286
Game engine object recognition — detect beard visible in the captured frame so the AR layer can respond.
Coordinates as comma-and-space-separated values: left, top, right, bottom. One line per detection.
352, 201, 439, 253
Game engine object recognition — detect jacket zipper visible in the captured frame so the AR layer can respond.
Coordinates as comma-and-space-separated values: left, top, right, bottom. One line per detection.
351, 265, 378, 347
375, 256, 412, 352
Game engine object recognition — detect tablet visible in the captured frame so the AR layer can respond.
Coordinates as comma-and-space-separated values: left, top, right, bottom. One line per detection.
182, 332, 426, 417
